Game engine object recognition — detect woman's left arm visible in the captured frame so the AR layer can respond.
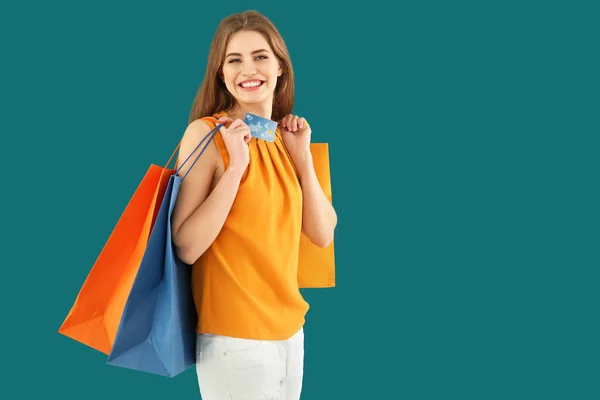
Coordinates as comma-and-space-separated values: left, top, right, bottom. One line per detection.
295, 151, 338, 248
281, 114, 338, 248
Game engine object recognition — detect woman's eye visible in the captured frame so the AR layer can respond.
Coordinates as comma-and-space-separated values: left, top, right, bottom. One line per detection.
227, 55, 266, 63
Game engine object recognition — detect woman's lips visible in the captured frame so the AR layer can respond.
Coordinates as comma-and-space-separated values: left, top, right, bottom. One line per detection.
238, 80, 265, 91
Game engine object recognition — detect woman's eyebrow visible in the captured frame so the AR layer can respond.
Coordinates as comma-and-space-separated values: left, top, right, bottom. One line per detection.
226, 49, 270, 58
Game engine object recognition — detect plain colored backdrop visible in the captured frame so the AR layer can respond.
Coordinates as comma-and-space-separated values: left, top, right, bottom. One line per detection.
1, 1, 598, 399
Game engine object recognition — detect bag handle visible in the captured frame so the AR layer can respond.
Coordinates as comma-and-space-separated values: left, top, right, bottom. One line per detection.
171, 116, 223, 182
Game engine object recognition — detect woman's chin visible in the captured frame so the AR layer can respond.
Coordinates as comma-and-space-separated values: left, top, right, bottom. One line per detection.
233, 92, 273, 105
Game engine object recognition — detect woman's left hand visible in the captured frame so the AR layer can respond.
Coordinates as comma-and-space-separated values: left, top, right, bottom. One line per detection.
280, 114, 312, 166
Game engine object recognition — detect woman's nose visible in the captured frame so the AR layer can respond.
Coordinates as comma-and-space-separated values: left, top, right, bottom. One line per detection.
243, 63, 258, 76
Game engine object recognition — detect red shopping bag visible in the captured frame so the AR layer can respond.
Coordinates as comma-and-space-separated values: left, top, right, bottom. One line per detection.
58, 144, 181, 354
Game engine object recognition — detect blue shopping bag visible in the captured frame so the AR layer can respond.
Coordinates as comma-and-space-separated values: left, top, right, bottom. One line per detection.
107, 121, 222, 377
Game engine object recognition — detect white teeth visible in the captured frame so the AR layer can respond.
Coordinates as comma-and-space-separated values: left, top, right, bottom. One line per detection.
241, 81, 262, 88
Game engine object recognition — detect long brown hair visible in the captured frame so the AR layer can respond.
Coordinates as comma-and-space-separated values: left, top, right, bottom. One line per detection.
188, 10, 294, 124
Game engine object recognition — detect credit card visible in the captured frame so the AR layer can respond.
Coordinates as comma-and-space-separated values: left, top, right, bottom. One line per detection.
244, 112, 278, 142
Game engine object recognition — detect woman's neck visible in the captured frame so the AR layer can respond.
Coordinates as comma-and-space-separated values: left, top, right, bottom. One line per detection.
225, 101, 273, 121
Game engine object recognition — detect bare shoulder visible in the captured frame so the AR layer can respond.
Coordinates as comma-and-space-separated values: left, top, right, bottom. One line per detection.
171, 118, 220, 236
176, 118, 220, 178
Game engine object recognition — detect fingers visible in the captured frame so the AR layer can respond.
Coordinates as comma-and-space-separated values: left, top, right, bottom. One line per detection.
218, 118, 247, 134
281, 114, 306, 131
222, 119, 251, 144
230, 122, 250, 135
289, 115, 298, 132
281, 114, 290, 130
287, 114, 297, 130
228, 127, 250, 140
216, 116, 233, 128
229, 122, 251, 142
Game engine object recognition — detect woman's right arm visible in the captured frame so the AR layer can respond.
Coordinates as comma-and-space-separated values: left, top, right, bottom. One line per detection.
171, 118, 247, 265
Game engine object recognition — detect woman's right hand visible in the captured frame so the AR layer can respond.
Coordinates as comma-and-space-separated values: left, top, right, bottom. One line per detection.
216, 117, 251, 170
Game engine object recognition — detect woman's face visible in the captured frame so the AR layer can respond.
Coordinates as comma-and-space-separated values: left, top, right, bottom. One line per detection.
221, 30, 283, 107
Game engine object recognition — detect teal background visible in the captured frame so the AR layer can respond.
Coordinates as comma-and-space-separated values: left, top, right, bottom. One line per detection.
2, 1, 598, 399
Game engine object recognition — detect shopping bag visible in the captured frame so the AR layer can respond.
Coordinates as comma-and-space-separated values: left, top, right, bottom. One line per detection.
297, 143, 336, 288
107, 119, 222, 377
58, 147, 181, 354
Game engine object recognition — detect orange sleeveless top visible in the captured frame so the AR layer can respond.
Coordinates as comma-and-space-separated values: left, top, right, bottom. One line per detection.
190, 111, 310, 340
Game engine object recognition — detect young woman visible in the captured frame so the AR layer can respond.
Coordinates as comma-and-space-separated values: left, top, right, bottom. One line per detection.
171, 10, 337, 400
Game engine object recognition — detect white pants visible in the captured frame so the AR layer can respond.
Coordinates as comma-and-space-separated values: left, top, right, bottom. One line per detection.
196, 328, 304, 400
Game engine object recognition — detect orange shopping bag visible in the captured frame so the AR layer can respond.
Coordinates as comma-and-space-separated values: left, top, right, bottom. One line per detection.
58, 145, 181, 355
298, 143, 336, 288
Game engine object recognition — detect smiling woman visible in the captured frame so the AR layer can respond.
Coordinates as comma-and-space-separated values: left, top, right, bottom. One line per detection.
171, 9, 337, 400
188, 11, 295, 123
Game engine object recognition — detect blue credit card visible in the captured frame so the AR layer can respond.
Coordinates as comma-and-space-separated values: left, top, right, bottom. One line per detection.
244, 112, 278, 142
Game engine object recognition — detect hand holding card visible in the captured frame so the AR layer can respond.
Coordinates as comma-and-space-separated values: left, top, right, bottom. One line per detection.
217, 117, 251, 169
